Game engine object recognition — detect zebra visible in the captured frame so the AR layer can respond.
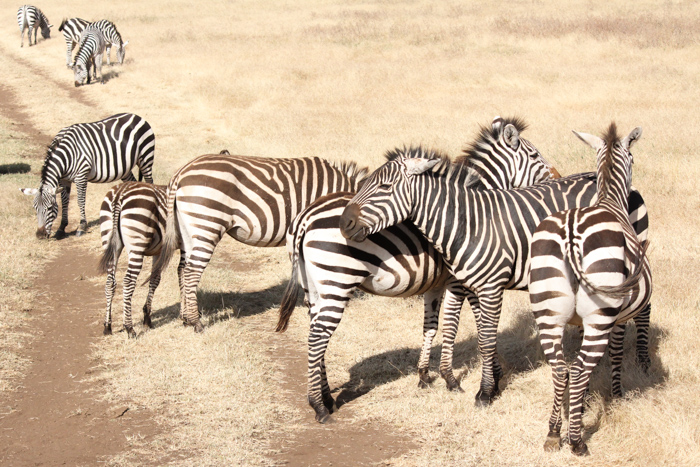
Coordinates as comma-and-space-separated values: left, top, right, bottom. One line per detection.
529, 124, 651, 456
17, 5, 52, 47
99, 182, 167, 338
338, 145, 650, 407
72, 27, 106, 86
20, 113, 156, 239
148, 154, 369, 333
275, 117, 561, 422
58, 17, 89, 67
88, 19, 128, 65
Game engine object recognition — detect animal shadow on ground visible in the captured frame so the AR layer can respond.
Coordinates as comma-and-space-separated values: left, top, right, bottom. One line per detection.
336, 308, 669, 412
0, 162, 30, 174
53, 218, 101, 240
148, 282, 288, 329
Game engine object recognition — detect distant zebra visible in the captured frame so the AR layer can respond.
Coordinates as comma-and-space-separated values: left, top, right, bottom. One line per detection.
99, 182, 167, 338
72, 26, 106, 86
339, 146, 650, 407
529, 124, 651, 456
149, 154, 369, 333
88, 19, 128, 65
17, 5, 52, 47
20, 113, 155, 239
276, 117, 561, 422
58, 17, 89, 67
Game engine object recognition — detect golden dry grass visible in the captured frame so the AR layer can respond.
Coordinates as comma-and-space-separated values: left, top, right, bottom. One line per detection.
0, 0, 698, 465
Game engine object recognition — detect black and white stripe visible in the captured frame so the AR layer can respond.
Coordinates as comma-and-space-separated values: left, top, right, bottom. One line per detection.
72, 26, 106, 86
99, 182, 167, 338
58, 17, 89, 66
149, 154, 369, 333
17, 5, 52, 47
276, 117, 560, 422
89, 20, 128, 65
339, 146, 649, 407
20, 113, 156, 239
529, 124, 651, 456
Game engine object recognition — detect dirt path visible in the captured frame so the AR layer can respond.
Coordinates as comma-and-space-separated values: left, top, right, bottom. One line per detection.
0, 241, 164, 466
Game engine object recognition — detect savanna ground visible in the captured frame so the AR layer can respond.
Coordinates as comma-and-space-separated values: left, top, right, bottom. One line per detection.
0, 1, 698, 465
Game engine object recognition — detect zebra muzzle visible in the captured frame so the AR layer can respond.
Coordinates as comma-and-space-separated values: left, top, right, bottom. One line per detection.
36, 227, 49, 239
339, 204, 368, 242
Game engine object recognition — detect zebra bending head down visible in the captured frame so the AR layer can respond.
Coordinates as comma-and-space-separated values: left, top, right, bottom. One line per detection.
529, 124, 651, 456
17, 5, 52, 47
20, 113, 156, 239
72, 27, 106, 86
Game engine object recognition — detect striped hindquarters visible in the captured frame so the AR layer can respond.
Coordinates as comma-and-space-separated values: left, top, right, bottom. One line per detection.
59, 17, 89, 66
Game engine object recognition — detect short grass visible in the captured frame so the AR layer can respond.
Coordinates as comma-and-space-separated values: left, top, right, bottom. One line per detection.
0, 0, 698, 465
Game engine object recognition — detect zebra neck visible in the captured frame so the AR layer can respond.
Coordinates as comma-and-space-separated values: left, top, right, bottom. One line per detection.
596, 166, 630, 214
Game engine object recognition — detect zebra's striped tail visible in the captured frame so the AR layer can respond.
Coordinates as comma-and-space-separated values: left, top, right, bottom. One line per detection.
276, 225, 305, 332
98, 193, 122, 274
145, 179, 179, 285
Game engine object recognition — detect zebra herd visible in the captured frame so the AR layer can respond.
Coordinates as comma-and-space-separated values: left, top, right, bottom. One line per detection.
17, 5, 128, 86
20, 110, 651, 455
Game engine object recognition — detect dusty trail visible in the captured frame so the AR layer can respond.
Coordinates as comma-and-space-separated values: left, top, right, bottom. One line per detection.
0, 241, 164, 465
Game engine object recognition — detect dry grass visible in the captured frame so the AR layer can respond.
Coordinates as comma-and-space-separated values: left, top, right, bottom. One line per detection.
0, 0, 698, 465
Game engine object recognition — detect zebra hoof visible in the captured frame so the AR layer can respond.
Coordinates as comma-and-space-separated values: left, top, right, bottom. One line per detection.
54, 229, 66, 240
315, 410, 334, 424
125, 327, 137, 339
103, 324, 112, 335
571, 441, 589, 456
75, 230, 86, 237
543, 434, 561, 452
637, 354, 651, 373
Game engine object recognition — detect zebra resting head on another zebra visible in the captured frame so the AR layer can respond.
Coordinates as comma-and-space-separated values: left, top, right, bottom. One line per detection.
529, 124, 651, 456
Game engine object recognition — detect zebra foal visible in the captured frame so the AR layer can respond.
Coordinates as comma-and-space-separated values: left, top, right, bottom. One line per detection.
72, 27, 106, 86
20, 113, 156, 239
149, 154, 368, 333
17, 5, 52, 47
529, 124, 651, 455
99, 182, 167, 338
276, 118, 560, 422
339, 145, 650, 407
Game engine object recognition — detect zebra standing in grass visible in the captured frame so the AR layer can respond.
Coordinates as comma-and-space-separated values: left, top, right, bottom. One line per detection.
339, 145, 650, 407
88, 20, 128, 65
530, 124, 651, 456
72, 26, 106, 86
58, 17, 89, 67
99, 182, 167, 338
276, 117, 561, 422
20, 113, 155, 239
149, 154, 369, 333
17, 5, 52, 47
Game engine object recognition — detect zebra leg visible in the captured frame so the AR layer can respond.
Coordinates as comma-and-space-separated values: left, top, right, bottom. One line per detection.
608, 323, 626, 398
633, 304, 651, 372
465, 289, 503, 383
438, 284, 467, 392
103, 252, 120, 335
417, 288, 442, 389
56, 182, 71, 238
177, 252, 186, 321
20, 27, 25, 47
75, 178, 88, 236
122, 252, 145, 338
105, 45, 111, 66
473, 287, 505, 406
95, 54, 103, 84
539, 323, 567, 452
143, 255, 162, 330
181, 262, 208, 332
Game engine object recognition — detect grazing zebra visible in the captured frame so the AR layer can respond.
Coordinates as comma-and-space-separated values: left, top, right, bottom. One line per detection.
72, 27, 106, 86
20, 113, 155, 239
149, 154, 369, 333
529, 124, 651, 456
339, 145, 650, 407
88, 19, 128, 65
99, 182, 167, 338
276, 117, 561, 422
17, 5, 52, 47
58, 17, 89, 67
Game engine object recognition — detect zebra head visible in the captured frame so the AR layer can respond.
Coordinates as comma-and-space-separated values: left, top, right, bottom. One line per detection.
72, 63, 88, 87
20, 185, 64, 239
41, 23, 53, 39
459, 116, 560, 189
340, 146, 445, 242
117, 40, 128, 64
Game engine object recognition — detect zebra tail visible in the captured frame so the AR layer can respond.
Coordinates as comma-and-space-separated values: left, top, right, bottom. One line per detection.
144, 181, 178, 286
276, 224, 306, 332
98, 193, 122, 274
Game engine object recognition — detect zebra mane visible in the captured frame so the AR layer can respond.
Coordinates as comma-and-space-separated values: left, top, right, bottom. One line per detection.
597, 122, 620, 200
40, 133, 65, 182
384, 145, 482, 189
331, 160, 370, 182
457, 116, 529, 166
58, 18, 67, 31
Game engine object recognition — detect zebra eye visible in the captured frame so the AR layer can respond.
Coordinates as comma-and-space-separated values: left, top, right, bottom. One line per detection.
378, 183, 392, 191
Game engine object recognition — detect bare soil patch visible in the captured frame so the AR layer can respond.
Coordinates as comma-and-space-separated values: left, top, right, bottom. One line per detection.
0, 240, 165, 466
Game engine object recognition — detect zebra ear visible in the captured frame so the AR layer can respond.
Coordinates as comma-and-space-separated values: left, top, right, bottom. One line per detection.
404, 158, 439, 175
622, 127, 642, 150
572, 130, 604, 151
123, 41, 129, 46
503, 124, 520, 150
491, 116, 504, 134
55, 186, 65, 195
19, 188, 38, 196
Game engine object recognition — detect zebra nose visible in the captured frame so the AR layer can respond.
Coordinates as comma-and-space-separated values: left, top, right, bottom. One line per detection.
340, 204, 361, 239
36, 227, 48, 239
